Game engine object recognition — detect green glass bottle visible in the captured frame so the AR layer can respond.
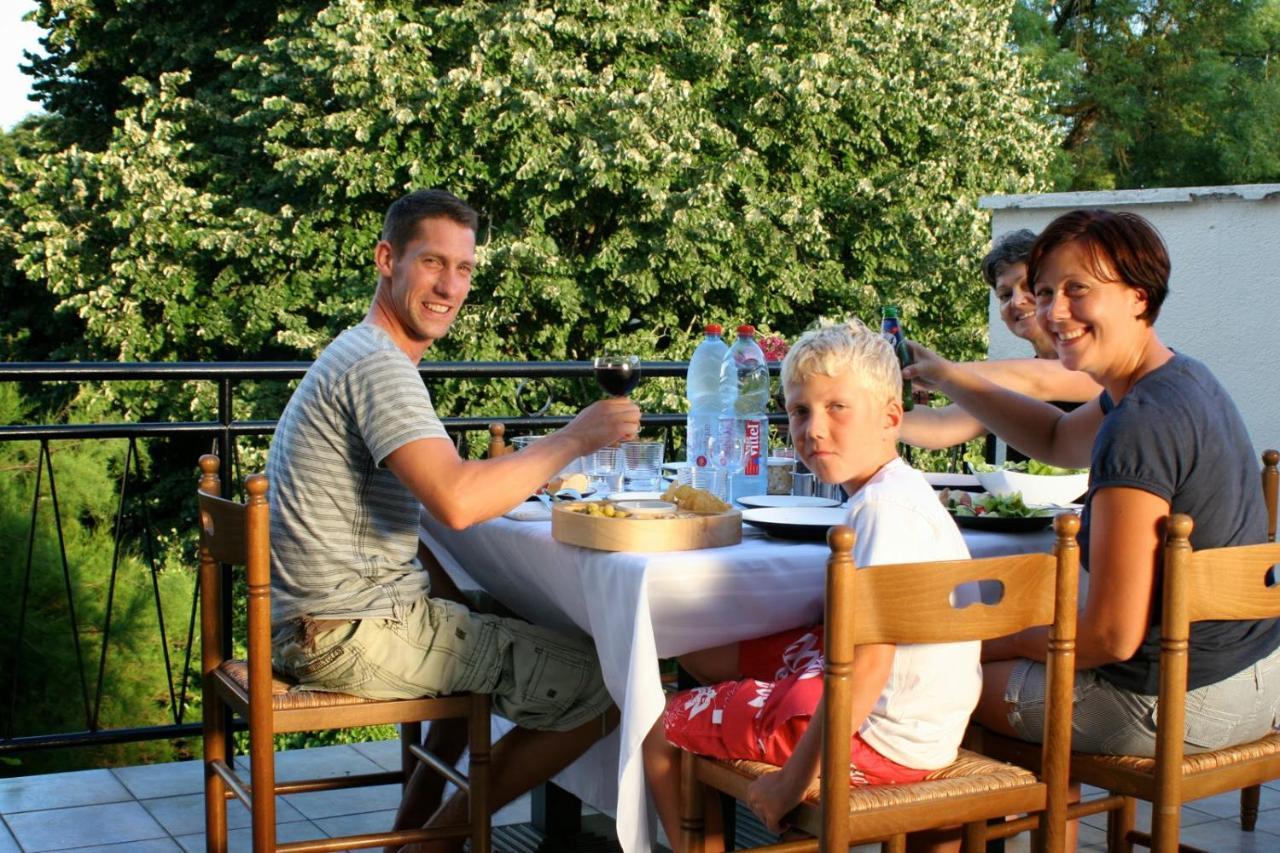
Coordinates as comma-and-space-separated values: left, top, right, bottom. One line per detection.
879, 305, 914, 411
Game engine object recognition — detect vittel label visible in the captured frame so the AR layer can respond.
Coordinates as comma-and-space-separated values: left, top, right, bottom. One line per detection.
743, 419, 762, 475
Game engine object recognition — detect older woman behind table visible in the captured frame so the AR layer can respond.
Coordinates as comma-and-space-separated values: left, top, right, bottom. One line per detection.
899, 230, 1099, 450
906, 208, 1280, 756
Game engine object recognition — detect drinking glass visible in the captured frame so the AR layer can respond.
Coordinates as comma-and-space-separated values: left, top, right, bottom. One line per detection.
767, 456, 796, 495
620, 440, 664, 492
585, 446, 621, 492
708, 424, 744, 476
707, 422, 745, 503
511, 435, 541, 452
690, 466, 729, 501
593, 355, 642, 397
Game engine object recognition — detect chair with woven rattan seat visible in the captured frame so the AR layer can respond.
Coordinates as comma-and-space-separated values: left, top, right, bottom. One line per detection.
678, 513, 1082, 853
1236, 447, 1279, 832
974, 450, 1280, 851
197, 453, 491, 852
975, 505, 1280, 853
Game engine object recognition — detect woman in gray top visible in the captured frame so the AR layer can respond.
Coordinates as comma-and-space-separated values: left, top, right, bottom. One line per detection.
908, 208, 1280, 757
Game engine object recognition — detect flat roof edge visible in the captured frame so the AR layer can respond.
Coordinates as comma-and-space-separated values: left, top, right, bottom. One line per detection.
980, 184, 1280, 210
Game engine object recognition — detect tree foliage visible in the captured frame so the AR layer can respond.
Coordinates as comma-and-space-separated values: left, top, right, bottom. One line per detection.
1013, 0, 1280, 189
4, 0, 1052, 427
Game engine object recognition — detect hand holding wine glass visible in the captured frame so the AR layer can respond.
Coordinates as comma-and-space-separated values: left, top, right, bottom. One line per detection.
593, 355, 641, 397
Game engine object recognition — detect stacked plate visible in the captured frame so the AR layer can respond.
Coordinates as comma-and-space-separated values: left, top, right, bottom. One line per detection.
736, 494, 840, 509
740, 506, 848, 541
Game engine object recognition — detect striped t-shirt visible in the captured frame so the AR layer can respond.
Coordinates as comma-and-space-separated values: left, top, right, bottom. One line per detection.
265, 323, 449, 623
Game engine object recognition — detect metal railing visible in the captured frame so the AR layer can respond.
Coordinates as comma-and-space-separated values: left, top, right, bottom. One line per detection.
0, 359, 784, 758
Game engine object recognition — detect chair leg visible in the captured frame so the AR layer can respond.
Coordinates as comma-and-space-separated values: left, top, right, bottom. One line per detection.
961, 820, 986, 853
400, 721, 422, 789
248, 723, 276, 852
679, 751, 706, 853
883, 834, 907, 853
1241, 784, 1261, 831
202, 694, 228, 853
1150, 795, 1180, 853
469, 695, 492, 853
1106, 796, 1136, 853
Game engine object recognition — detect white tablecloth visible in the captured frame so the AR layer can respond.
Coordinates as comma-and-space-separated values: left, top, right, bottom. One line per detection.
419, 510, 1057, 852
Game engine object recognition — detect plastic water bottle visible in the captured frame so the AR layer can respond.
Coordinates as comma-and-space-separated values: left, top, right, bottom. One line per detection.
719, 324, 770, 500
685, 324, 729, 468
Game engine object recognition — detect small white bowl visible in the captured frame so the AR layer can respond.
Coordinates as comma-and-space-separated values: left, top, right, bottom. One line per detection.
975, 469, 1089, 507
607, 490, 667, 502
614, 500, 677, 517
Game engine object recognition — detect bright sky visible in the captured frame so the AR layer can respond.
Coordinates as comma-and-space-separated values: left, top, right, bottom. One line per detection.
2, 0, 45, 130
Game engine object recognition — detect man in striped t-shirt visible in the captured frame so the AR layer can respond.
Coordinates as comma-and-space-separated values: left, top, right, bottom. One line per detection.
265, 189, 639, 850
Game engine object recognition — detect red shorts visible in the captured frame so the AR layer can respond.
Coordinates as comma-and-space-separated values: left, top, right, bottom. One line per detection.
663, 659, 929, 786
738, 625, 825, 682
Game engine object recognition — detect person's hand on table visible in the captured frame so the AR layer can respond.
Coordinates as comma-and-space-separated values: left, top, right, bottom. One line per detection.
746, 765, 809, 835
561, 396, 641, 451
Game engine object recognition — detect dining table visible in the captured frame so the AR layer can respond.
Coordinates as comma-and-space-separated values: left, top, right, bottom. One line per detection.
418, 502, 1060, 853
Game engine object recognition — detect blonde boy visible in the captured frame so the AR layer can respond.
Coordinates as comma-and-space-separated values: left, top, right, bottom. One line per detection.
642, 320, 979, 850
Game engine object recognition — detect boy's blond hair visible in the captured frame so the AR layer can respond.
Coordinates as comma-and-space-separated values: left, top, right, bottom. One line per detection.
780, 319, 900, 403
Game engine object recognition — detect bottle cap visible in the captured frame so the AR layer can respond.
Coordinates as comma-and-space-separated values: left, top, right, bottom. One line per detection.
737, 324, 756, 337
703, 323, 723, 335
881, 305, 899, 316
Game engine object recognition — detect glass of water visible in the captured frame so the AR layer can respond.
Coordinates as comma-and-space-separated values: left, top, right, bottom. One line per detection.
585, 446, 621, 492
620, 440, 664, 492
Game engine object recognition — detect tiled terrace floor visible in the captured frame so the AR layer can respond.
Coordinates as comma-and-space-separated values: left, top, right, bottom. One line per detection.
4, 740, 1280, 851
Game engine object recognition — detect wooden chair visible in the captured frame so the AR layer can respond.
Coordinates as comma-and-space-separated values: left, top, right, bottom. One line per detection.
197, 453, 491, 852
976, 508, 1280, 853
1239, 447, 1280, 831
679, 513, 1082, 853
1072, 509, 1280, 853
487, 423, 515, 457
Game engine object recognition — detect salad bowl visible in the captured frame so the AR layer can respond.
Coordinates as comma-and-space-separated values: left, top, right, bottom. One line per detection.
973, 462, 1088, 507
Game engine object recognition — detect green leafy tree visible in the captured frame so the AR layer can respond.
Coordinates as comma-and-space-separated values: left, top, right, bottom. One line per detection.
8, 0, 1053, 424
2, 0, 1056, 770
1013, 0, 1280, 189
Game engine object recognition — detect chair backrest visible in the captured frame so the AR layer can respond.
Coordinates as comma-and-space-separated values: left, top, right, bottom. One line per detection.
488, 423, 514, 458
1155, 513, 1280, 767
196, 454, 273, 700
1263, 449, 1278, 543
820, 513, 1081, 851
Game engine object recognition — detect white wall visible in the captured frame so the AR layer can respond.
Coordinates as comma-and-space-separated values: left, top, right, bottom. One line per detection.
981, 184, 1280, 458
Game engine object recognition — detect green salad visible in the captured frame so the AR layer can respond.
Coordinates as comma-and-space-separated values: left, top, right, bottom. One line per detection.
938, 489, 1051, 518
968, 459, 1087, 476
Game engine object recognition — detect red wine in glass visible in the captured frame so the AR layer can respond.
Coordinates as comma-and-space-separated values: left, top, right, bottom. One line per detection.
593, 355, 641, 397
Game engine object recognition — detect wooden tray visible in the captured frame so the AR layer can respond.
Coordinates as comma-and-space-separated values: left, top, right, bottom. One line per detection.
551, 502, 742, 552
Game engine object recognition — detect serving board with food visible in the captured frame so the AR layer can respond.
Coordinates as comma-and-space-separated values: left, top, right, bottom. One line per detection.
551, 484, 741, 552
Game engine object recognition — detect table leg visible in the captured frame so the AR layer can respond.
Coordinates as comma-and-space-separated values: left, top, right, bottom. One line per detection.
531, 781, 582, 837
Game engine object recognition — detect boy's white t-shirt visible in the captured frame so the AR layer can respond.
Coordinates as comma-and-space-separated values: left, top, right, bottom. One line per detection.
845, 457, 980, 770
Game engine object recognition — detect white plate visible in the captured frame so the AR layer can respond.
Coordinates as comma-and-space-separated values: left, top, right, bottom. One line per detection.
737, 494, 840, 509
607, 490, 667, 502
504, 503, 551, 522
741, 507, 848, 541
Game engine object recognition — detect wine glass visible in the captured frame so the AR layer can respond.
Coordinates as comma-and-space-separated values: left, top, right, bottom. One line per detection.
708, 424, 744, 475
702, 424, 743, 502
593, 355, 641, 397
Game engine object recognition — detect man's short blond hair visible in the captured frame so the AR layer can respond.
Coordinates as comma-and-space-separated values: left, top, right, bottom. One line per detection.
780, 319, 900, 403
